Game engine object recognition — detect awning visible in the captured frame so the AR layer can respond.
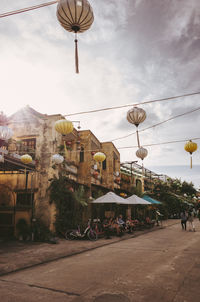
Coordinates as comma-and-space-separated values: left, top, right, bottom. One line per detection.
125, 194, 151, 205
142, 195, 162, 205
91, 192, 125, 204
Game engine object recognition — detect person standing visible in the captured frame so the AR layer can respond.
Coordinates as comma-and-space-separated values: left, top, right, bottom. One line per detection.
180, 211, 187, 230
188, 210, 195, 232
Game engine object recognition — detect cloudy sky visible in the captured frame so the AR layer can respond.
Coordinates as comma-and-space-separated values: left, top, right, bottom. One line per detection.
1, 0, 200, 187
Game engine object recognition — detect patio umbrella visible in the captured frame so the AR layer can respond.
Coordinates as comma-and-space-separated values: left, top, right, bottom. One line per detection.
91, 192, 125, 204
142, 195, 162, 205
124, 194, 151, 205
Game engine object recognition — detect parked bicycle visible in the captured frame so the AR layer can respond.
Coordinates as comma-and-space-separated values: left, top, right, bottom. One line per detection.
65, 220, 98, 241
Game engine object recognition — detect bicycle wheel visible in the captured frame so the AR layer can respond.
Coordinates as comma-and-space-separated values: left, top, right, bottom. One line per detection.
87, 229, 98, 241
65, 230, 75, 240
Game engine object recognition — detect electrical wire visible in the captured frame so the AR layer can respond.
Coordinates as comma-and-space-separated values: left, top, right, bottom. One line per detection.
117, 137, 200, 150
0, 1, 58, 18
65, 91, 200, 117
7, 136, 200, 155
111, 105, 200, 142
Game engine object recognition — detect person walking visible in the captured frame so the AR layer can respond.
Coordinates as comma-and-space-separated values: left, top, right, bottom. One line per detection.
180, 211, 187, 230
188, 210, 195, 232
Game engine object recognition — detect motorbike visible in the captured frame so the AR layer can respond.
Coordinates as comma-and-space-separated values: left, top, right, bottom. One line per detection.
65, 220, 98, 241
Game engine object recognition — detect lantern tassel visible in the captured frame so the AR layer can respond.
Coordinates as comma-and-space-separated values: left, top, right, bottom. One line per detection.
64, 141, 68, 159
190, 155, 192, 169
74, 35, 79, 74
136, 128, 140, 148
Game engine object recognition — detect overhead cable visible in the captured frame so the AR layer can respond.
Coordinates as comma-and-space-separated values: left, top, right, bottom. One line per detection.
65, 91, 200, 117
117, 137, 200, 150
111, 105, 200, 142
0, 1, 58, 18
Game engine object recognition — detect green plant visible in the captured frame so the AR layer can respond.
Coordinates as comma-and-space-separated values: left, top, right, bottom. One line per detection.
33, 219, 53, 242
48, 174, 85, 234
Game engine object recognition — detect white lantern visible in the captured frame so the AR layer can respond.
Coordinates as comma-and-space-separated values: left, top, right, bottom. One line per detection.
0, 126, 13, 140
136, 147, 148, 160
0, 154, 4, 163
52, 154, 64, 164
127, 107, 146, 127
57, 0, 94, 73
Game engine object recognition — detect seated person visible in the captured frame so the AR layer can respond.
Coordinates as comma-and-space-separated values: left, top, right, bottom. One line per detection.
117, 215, 126, 227
110, 218, 121, 235
145, 217, 151, 224
116, 215, 126, 235
126, 216, 134, 233
102, 217, 112, 239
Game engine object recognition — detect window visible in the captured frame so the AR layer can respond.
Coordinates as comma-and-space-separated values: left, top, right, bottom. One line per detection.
102, 159, 106, 170
80, 146, 84, 162
16, 193, 34, 207
21, 138, 36, 159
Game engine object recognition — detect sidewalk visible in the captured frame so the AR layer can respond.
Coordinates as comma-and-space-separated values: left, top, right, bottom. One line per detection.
0, 219, 179, 276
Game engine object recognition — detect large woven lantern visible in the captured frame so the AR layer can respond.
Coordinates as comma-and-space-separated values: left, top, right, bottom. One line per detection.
57, 0, 94, 73
136, 147, 148, 161
52, 154, 64, 165
184, 140, 197, 168
21, 154, 32, 164
127, 107, 146, 148
55, 119, 74, 135
127, 107, 146, 127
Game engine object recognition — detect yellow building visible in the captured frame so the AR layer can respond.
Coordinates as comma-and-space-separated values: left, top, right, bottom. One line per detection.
0, 106, 123, 237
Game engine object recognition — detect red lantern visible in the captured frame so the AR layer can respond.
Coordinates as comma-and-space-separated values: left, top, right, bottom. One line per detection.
93, 171, 99, 178
66, 141, 72, 146
116, 177, 121, 183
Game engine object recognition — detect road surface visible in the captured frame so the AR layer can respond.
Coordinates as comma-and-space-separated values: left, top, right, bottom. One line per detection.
0, 221, 200, 302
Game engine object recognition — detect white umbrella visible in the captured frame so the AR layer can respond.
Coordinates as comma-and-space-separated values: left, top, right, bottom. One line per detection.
91, 192, 125, 204
125, 194, 151, 205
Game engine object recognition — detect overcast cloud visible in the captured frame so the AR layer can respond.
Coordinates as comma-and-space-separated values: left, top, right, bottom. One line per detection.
1, 0, 200, 187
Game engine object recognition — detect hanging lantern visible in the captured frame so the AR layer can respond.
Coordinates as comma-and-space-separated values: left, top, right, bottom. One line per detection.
136, 147, 148, 176
0, 154, 4, 163
136, 147, 148, 160
21, 154, 32, 164
57, 0, 94, 73
55, 119, 74, 135
52, 154, 64, 164
184, 140, 197, 168
93, 152, 106, 177
127, 107, 146, 148
127, 107, 146, 127
0, 126, 13, 147
93, 152, 106, 162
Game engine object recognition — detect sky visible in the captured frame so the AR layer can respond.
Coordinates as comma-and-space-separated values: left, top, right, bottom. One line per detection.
0, 0, 200, 188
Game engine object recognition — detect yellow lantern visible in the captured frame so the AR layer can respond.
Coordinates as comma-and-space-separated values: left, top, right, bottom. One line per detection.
57, 0, 94, 73
55, 119, 74, 135
21, 154, 32, 164
93, 152, 106, 162
55, 119, 74, 159
184, 140, 197, 168
93, 152, 106, 177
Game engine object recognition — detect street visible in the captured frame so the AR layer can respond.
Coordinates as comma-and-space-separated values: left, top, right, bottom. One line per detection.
0, 222, 200, 302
